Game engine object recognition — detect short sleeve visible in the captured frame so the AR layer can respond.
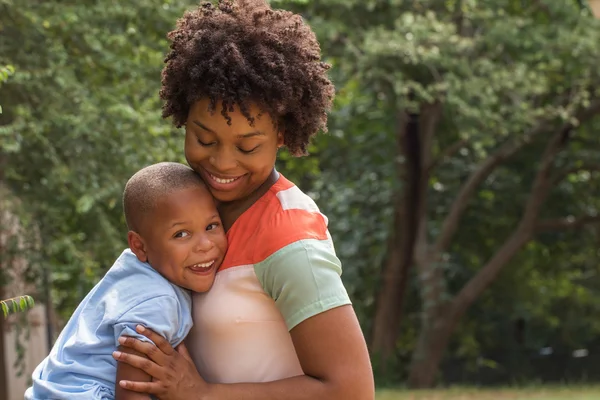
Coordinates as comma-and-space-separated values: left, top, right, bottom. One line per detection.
254, 239, 352, 331
113, 295, 192, 348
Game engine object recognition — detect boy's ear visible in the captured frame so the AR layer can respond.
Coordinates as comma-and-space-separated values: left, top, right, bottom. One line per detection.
127, 231, 148, 262
277, 132, 284, 148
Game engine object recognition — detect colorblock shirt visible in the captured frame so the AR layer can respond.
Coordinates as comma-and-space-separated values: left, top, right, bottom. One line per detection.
25, 249, 193, 400
186, 173, 352, 383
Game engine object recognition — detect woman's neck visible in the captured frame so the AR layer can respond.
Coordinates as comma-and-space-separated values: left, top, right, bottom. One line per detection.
218, 169, 279, 232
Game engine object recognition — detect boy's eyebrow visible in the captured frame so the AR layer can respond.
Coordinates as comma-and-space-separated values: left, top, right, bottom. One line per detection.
192, 120, 264, 138
169, 215, 219, 228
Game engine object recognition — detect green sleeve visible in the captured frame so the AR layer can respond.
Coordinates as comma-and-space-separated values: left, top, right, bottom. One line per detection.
254, 239, 352, 331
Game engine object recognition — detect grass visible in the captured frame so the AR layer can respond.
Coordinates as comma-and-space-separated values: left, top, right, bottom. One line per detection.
375, 386, 600, 399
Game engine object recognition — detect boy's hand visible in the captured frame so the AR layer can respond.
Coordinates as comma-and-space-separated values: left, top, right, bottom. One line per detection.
115, 344, 153, 400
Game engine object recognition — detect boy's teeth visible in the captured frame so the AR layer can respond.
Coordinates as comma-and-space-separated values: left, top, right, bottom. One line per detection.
193, 260, 214, 269
211, 174, 238, 184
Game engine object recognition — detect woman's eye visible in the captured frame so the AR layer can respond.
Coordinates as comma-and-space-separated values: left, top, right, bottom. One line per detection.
197, 138, 216, 146
174, 231, 190, 238
238, 146, 259, 154
206, 223, 220, 231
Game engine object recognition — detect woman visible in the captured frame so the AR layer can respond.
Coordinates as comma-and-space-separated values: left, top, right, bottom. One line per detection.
112, 1, 374, 399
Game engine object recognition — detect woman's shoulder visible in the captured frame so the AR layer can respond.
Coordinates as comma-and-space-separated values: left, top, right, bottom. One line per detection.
255, 175, 329, 248
239, 173, 327, 229
224, 173, 332, 267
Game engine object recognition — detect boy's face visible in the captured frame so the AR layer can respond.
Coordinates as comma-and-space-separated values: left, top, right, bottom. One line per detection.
130, 184, 227, 293
184, 98, 284, 203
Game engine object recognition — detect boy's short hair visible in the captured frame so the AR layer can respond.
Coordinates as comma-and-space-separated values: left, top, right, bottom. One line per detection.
123, 162, 206, 232
160, 0, 335, 156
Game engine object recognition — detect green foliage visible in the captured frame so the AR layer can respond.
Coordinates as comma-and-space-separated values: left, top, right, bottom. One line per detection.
1, 0, 600, 387
1, 295, 34, 319
290, 0, 600, 384
0, 64, 14, 114
0, 0, 191, 320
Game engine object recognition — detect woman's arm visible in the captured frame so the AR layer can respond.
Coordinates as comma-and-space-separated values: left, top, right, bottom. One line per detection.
115, 234, 374, 400
207, 304, 374, 400
114, 305, 374, 400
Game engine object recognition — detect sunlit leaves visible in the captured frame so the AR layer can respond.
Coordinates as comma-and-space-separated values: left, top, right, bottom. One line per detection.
0, 295, 35, 319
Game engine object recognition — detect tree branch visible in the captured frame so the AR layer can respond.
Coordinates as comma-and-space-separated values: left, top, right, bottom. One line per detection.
552, 164, 600, 184
519, 128, 569, 230
449, 227, 532, 321
433, 98, 600, 256
419, 102, 443, 173
531, 0, 553, 17
432, 127, 545, 256
536, 215, 600, 232
449, 123, 573, 320
427, 138, 468, 173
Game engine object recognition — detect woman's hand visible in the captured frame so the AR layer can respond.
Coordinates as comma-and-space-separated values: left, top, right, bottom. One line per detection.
113, 325, 209, 400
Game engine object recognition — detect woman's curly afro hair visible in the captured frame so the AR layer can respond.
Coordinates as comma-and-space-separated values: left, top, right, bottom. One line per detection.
160, 0, 335, 156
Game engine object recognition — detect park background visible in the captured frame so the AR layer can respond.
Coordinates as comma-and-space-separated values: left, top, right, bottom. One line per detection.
2, 0, 600, 399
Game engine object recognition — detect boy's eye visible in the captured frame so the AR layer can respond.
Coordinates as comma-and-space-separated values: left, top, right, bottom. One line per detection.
206, 223, 220, 231
174, 231, 190, 238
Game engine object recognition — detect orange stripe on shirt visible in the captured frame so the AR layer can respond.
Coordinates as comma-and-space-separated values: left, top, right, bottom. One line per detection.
219, 175, 329, 271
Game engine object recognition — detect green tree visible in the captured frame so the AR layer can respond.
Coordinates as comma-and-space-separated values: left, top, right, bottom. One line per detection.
0, 56, 15, 400
0, 0, 191, 324
291, 0, 600, 387
3, 0, 600, 390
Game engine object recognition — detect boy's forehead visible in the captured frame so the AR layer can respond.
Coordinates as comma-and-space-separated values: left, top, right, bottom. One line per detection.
153, 185, 217, 219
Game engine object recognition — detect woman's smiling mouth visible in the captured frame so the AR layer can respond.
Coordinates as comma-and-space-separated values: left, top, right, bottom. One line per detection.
208, 173, 242, 184
201, 170, 248, 192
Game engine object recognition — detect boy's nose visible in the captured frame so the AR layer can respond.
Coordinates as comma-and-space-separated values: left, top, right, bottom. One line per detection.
194, 235, 214, 252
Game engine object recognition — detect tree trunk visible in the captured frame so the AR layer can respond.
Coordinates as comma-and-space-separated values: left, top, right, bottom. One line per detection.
370, 111, 421, 358
371, 102, 442, 360
370, 198, 404, 356
407, 124, 574, 388
407, 228, 531, 388
0, 287, 7, 400
407, 313, 454, 388
371, 104, 442, 363
0, 176, 8, 400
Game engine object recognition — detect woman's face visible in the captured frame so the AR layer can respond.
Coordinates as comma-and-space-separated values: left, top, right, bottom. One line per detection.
184, 98, 283, 203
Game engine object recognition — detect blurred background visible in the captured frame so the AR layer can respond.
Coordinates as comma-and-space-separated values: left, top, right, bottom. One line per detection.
2, 1, 600, 399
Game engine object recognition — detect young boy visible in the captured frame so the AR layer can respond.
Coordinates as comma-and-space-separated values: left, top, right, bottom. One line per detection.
25, 162, 227, 400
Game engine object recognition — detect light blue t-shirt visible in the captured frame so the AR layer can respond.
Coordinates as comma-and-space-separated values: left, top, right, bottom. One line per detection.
25, 249, 193, 400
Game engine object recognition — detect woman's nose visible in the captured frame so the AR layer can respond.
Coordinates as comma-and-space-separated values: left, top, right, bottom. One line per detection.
209, 148, 237, 172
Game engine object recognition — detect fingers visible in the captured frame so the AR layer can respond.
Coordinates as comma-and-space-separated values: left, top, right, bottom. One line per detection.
117, 336, 168, 366
176, 342, 193, 362
113, 348, 164, 379
135, 325, 175, 356
118, 379, 163, 395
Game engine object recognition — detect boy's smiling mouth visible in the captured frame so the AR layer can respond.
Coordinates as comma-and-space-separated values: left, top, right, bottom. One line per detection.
188, 260, 215, 274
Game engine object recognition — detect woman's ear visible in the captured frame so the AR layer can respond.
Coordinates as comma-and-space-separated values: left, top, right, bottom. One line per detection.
127, 231, 148, 262
277, 132, 284, 148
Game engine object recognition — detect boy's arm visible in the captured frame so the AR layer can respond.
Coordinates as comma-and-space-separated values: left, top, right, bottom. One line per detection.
113, 293, 191, 399
115, 345, 152, 400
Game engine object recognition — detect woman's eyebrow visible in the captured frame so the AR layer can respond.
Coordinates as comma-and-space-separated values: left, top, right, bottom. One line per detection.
192, 120, 214, 133
192, 120, 264, 138
237, 131, 265, 138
